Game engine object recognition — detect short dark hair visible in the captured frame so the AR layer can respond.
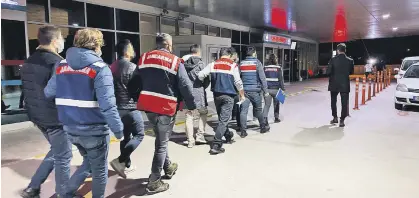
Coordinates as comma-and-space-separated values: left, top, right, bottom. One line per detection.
116, 39, 131, 58
190, 44, 200, 54
337, 43, 346, 53
37, 26, 61, 45
156, 33, 172, 49
220, 47, 233, 57
246, 46, 256, 56
266, 53, 278, 65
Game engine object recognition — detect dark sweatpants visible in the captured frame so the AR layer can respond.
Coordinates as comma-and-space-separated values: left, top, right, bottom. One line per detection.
330, 91, 349, 120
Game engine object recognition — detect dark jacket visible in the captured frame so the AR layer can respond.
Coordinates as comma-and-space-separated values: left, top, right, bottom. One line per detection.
182, 54, 209, 109
239, 56, 268, 93
111, 58, 137, 110
264, 65, 285, 91
44, 47, 123, 136
21, 48, 63, 128
327, 54, 354, 92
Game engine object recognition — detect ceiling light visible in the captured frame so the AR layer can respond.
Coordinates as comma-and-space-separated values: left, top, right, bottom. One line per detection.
382, 14, 390, 19
392, 27, 398, 31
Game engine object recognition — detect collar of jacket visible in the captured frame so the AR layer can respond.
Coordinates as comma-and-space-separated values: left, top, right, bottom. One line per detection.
36, 46, 64, 59
157, 48, 171, 53
245, 56, 257, 60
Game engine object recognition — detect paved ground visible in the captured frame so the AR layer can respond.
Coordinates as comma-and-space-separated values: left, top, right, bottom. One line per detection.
2, 79, 419, 198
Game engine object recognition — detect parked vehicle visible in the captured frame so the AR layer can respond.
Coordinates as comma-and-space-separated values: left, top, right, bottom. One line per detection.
396, 56, 419, 82
394, 63, 419, 110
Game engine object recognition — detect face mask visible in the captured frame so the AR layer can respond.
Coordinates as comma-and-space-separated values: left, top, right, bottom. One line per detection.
56, 39, 65, 53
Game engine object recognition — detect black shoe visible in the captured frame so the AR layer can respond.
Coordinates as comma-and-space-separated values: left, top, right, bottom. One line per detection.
209, 144, 225, 155
224, 130, 235, 144
146, 177, 169, 195
240, 130, 248, 138
260, 125, 270, 134
264, 117, 270, 127
163, 162, 178, 179
339, 120, 345, 127
20, 187, 40, 198
274, 118, 281, 123
330, 117, 339, 124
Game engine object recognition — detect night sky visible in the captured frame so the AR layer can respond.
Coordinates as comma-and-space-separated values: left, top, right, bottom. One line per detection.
319, 35, 419, 65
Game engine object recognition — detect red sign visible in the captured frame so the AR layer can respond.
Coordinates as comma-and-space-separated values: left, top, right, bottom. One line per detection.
264, 33, 291, 45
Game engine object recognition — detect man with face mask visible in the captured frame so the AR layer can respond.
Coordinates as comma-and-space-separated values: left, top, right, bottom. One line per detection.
109, 39, 145, 178
44, 28, 123, 197
20, 26, 71, 198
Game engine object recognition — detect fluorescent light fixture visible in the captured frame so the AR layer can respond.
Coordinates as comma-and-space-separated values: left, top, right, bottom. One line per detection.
392, 27, 398, 31
368, 58, 377, 64
382, 14, 390, 19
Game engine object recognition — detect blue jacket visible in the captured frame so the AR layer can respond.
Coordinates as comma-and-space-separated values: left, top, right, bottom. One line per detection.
44, 47, 123, 136
264, 65, 285, 90
239, 56, 268, 93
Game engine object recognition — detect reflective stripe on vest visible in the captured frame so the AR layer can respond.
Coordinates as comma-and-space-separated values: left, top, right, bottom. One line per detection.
266, 78, 278, 81
55, 98, 99, 108
240, 62, 257, 73
137, 90, 178, 116
211, 58, 235, 75
138, 50, 180, 75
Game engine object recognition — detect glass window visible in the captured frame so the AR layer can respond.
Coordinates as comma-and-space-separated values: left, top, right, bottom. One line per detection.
221, 28, 231, 38
117, 33, 140, 64
140, 35, 156, 54
250, 32, 263, 43
140, 14, 158, 35
208, 26, 220, 37
27, 0, 49, 22
116, 9, 139, 32
50, 0, 85, 26
160, 18, 176, 36
194, 23, 207, 35
86, 4, 114, 30
241, 31, 249, 45
232, 30, 240, 44
231, 44, 241, 61
241, 45, 249, 60
178, 21, 192, 35
100, 31, 116, 64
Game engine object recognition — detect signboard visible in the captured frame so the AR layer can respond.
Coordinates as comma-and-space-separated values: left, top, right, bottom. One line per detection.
1, 0, 26, 11
263, 33, 291, 46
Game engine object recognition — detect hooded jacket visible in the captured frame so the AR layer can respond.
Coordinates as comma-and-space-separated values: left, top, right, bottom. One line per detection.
182, 54, 209, 109
44, 47, 123, 136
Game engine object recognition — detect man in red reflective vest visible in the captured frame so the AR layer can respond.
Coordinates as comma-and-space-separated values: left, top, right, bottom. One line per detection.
128, 33, 196, 194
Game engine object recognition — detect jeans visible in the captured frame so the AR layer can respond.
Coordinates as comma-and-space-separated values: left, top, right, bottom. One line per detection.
185, 108, 208, 143
214, 94, 234, 146
66, 134, 110, 198
330, 91, 349, 120
118, 110, 145, 167
263, 89, 280, 119
239, 91, 265, 130
146, 113, 175, 181
29, 126, 72, 196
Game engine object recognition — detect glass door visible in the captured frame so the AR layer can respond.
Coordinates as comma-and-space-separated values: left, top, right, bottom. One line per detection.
283, 49, 292, 83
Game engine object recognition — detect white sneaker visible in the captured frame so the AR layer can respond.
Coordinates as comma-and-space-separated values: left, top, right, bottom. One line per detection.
195, 136, 207, 144
187, 141, 195, 148
110, 158, 127, 179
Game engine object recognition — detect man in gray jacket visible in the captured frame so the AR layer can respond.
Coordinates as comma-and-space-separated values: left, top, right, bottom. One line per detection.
182, 44, 210, 148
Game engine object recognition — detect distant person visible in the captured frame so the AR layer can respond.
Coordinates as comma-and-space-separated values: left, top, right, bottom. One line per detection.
44, 28, 123, 197
20, 26, 71, 198
364, 61, 373, 79
231, 51, 240, 123
326, 43, 354, 127
128, 33, 196, 194
375, 59, 386, 81
238, 46, 270, 138
109, 39, 145, 179
182, 44, 209, 148
263, 53, 285, 125
198, 47, 245, 155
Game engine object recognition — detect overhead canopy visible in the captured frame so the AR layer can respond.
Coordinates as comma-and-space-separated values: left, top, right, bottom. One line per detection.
127, 0, 419, 42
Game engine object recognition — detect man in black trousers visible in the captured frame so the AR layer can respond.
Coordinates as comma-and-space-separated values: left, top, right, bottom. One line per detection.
327, 43, 354, 127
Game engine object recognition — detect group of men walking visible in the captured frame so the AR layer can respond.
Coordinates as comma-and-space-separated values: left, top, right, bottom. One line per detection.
19, 26, 285, 198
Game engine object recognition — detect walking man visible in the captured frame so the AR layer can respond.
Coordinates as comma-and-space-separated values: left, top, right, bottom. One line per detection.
238, 46, 270, 138
326, 43, 354, 127
198, 47, 245, 155
20, 26, 72, 198
128, 33, 196, 194
182, 44, 210, 148
263, 53, 285, 125
45, 28, 124, 198
109, 39, 145, 178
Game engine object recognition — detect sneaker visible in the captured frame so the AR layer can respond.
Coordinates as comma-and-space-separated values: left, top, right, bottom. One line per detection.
260, 125, 270, 134
339, 120, 345, 127
240, 130, 248, 138
146, 178, 169, 195
20, 187, 40, 198
274, 118, 281, 123
164, 163, 178, 179
187, 141, 195, 148
330, 117, 339, 124
110, 158, 127, 179
209, 144, 225, 155
124, 165, 137, 176
195, 136, 207, 144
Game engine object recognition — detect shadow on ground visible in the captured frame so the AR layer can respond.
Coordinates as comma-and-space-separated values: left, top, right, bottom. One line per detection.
292, 125, 345, 144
